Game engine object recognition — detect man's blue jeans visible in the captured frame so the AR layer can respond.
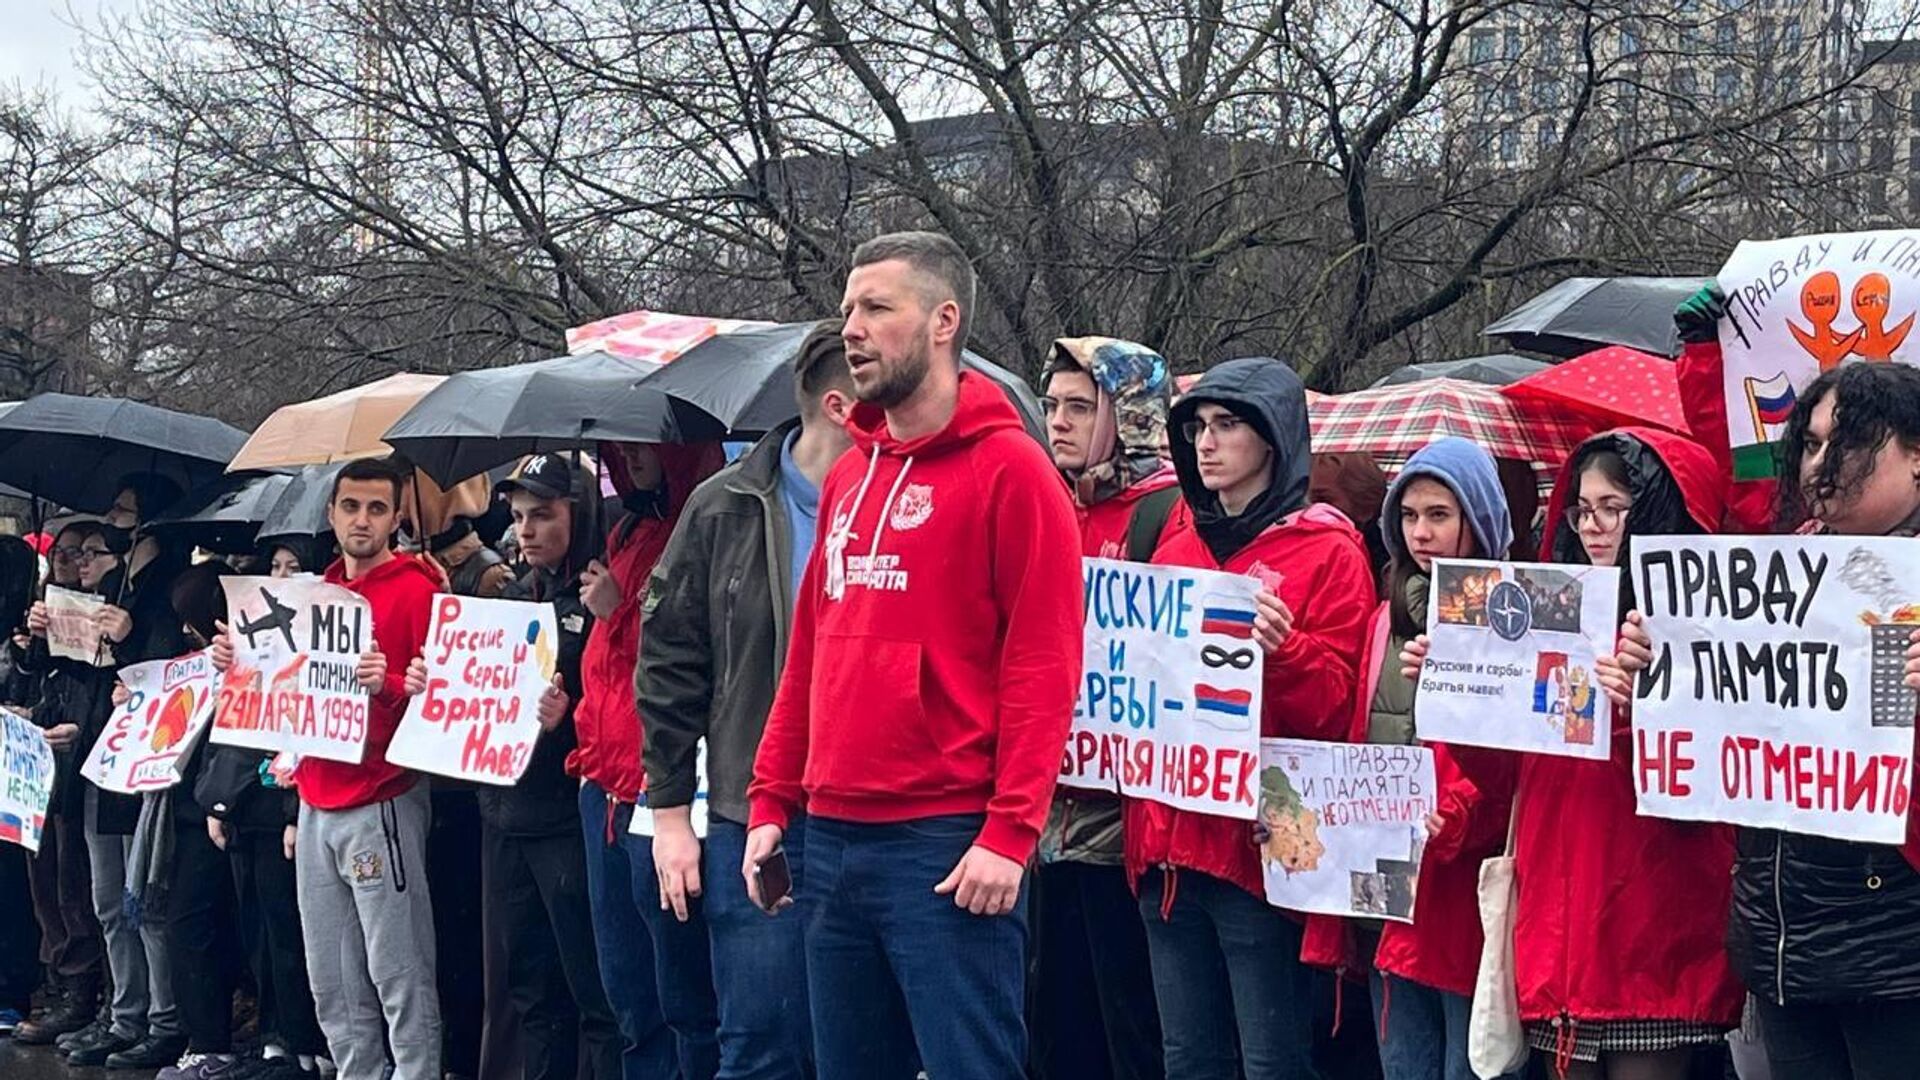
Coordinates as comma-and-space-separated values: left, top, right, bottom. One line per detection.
579, 781, 720, 1080
704, 816, 812, 1079
802, 814, 1025, 1080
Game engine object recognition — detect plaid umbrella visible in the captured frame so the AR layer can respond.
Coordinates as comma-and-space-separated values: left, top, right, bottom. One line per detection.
1309, 378, 1589, 466
1501, 345, 1690, 436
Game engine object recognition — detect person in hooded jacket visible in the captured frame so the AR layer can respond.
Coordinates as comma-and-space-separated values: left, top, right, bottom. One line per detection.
1415, 428, 1743, 1080
1126, 356, 1374, 1080
1309, 452, 1391, 592
1301, 437, 1520, 1080
573, 438, 724, 1080
1031, 335, 1177, 1080
462, 451, 622, 1080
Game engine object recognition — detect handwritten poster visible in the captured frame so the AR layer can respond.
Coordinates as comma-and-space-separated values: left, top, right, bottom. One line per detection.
1258, 738, 1436, 922
81, 651, 218, 794
388, 595, 557, 785
211, 576, 373, 764
1059, 558, 1264, 820
45, 584, 110, 665
1, 708, 54, 853
1717, 230, 1920, 478
1415, 559, 1621, 760
1631, 536, 1918, 843
629, 741, 710, 840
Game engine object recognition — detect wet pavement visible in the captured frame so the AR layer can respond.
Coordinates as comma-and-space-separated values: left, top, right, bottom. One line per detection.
0, 1039, 158, 1080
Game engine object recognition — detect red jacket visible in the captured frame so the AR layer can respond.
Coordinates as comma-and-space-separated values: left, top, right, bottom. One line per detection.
747, 373, 1084, 864
1124, 503, 1374, 898
295, 553, 440, 811
568, 443, 723, 803
1515, 428, 1744, 1030
1078, 465, 1178, 559
1300, 605, 1519, 999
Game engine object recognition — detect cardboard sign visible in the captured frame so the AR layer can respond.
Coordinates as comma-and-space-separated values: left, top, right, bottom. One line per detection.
45, 584, 110, 665
1, 708, 54, 853
629, 740, 709, 840
1258, 738, 1436, 923
387, 594, 557, 785
1059, 558, 1265, 820
1415, 559, 1622, 760
1717, 230, 1920, 479
1631, 536, 1919, 843
81, 651, 218, 794
211, 576, 373, 764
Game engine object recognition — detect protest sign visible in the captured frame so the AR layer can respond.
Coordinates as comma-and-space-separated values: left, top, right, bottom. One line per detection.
211, 575, 373, 764
628, 741, 710, 840
1631, 535, 1920, 843
387, 594, 557, 785
1716, 230, 1920, 479
1, 708, 54, 853
1414, 558, 1621, 760
1059, 557, 1264, 820
81, 651, 218, 794
45, 584, 110, 665
1258, 738, 1436, 922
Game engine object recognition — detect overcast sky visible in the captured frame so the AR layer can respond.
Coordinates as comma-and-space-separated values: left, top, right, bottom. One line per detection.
0, 0, 133, 115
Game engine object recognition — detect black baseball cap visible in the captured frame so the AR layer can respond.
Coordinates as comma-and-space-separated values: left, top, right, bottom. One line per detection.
497, 453, 576, 501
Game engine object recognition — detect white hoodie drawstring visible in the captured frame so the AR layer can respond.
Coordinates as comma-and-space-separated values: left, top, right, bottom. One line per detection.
825, 447, 883, 601
867, 457, 914, 564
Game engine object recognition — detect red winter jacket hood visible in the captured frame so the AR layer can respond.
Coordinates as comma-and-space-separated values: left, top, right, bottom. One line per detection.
295, 552, 442, 811
1079, 464, 1177, 561
748, 372, 1084, 863
1515, 428, 1743, 1038
1124, 502, 1374, 899
569, 442, 723, 802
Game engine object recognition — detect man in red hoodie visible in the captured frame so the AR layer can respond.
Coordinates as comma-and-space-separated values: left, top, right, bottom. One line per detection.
212, 457, 443, 1080
744, 232, 1083, 1080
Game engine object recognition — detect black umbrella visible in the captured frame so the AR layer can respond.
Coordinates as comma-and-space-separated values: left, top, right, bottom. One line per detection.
1370, 353, 1554, 388
257, 463, 345, 540
148, 471, 296, 553
0, 393, 247, 513
593, 322, 1047, 442
1483, 277, 1709, 359
384, 351, 707, 487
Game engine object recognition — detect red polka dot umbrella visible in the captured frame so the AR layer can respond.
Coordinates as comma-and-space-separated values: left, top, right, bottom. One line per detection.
1500, 345, 1691, 437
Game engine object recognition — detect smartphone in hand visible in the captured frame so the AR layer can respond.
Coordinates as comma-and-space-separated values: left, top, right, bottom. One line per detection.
753, 847, 793, 913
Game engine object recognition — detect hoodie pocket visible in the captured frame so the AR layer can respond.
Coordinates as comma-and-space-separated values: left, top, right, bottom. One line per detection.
809, 634, 934, 794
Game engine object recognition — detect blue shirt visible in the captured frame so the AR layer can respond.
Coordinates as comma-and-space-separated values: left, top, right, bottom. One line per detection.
777, 430, 820, 607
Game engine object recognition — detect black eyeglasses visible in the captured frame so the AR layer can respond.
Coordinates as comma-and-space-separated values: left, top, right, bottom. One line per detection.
1564, 504, 1631, 532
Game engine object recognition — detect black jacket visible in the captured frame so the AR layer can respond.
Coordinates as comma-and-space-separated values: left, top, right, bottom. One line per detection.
1729, 828, 1920, 1003
15, 637, 87, 819
639, 420, 803, 825
478, 559, 593, 836
196, 745, 298, 833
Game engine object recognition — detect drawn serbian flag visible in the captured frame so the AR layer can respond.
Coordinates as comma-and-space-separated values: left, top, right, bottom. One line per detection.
1744, 372, 1798, 431
0, 809, 42, 845
1201, 598, 1256, 640
1194, 683, 1253, 718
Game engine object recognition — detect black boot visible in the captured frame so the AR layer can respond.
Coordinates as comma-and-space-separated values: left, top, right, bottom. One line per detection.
107, 1031, 191, 1069
14, 995, 99, 1044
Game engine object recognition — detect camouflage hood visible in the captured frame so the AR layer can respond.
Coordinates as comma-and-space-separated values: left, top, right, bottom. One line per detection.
1050, 336, 1173, 506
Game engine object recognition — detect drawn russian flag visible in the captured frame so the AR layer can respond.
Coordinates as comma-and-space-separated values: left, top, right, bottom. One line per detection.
1201, 605, 1256, 640
1194, 684, 1253, 717
0, 810, 40, 846
1745, 372, 1798, 429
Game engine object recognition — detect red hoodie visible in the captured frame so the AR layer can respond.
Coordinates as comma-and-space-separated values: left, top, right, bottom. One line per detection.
295, 552, 441, 811
569, 442, 723, 803
747, 372, 1083, 863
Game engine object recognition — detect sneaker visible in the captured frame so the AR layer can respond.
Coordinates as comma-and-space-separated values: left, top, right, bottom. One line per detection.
13, 997, 95, 1044
158, 1052, 243, 1080
107, 1031, 191, 1069
229, 1055, 308, 1080
58, 1015, 111, 1051
67, 1026, 142, 1067
0, 1008, 22, 1037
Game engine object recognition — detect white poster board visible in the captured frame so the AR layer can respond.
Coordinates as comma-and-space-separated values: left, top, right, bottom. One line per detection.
1258, 738, 1436, 923
81, 651, 218, 794
1631, 535, 1918, 843
211, 576, 373, 764
629, 740, 710, 840
45, 584, 110, 665
388, 594, 557, 785
1, 708, 54, 852
1060, 558, 1265, 820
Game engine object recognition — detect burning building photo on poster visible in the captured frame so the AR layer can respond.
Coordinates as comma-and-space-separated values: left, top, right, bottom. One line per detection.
1434, 564, 1503, 627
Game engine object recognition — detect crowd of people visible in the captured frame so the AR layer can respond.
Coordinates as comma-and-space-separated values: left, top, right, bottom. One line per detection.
0, 230, 1913, 1080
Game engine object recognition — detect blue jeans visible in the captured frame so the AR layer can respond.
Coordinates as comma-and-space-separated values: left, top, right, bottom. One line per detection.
1370, 972, 1498, 1080
579, 781, 720, 1080
1138, 870, 1321, 1080
804, 814, 1026, 1080
704, 817, 812, 1080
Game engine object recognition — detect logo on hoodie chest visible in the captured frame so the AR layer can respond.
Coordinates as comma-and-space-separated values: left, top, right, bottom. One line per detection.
889, 483, 935, 531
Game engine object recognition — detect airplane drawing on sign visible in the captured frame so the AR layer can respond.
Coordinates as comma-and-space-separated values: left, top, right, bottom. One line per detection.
236, 588, 298, 652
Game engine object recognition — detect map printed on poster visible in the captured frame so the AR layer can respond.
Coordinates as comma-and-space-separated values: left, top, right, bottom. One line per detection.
388, 594, 558, 785
1, 707, 54, 853
211, 576, 373, 764
629, 740, 710, 840
1258, 738, 1436, 923
1631, 536, 1919, 844
1059, 558, 1265, 820
1415, 559, 1621, 760
1717, 230, 1920, 479
81, 651, 218, 794
45, 584, 110, 666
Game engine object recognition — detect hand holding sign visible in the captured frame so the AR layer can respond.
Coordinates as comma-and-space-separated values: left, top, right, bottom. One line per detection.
1596, 612, 1653, 706
95, 605, 133, 645
356, 650, 388, 693
1400, 635, 1430, 680
27, 601, 46, 637
210, 621, 233, 672
404, 655, 428, 696
1253, 591, 1293, 654
537, 677, 568, 732
1904, 628, 1920, 690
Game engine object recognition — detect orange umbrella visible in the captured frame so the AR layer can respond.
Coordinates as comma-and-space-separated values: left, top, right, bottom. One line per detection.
228, 373, 447, 472
1500, 346, 1691, 436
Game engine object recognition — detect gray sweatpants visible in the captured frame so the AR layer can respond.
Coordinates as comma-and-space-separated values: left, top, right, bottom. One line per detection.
297, 783, 442, 1080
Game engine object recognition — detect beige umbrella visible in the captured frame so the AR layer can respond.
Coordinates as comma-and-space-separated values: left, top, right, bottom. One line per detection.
228, 373, 447, 472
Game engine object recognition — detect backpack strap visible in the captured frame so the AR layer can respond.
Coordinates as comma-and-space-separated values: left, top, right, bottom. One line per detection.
1125, 486, 1183, 563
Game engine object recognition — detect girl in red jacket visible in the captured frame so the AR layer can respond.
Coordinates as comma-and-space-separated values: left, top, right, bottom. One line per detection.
1125, 357, 1374, 1080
